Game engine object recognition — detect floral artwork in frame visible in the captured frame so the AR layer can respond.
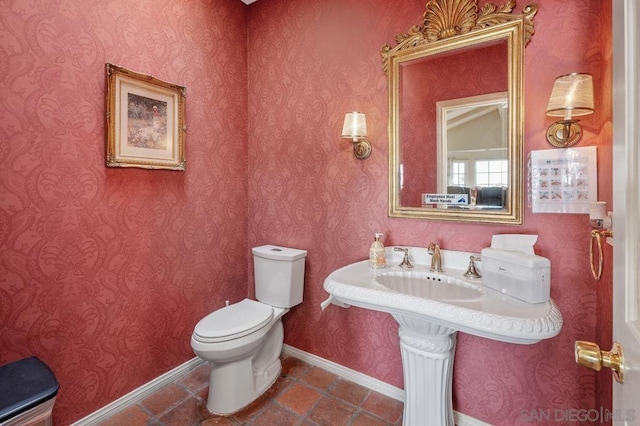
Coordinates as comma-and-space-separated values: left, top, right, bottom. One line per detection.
105, 63, 186, 170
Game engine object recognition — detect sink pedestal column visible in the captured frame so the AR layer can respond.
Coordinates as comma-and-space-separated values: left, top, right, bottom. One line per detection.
393, 315, 456, 426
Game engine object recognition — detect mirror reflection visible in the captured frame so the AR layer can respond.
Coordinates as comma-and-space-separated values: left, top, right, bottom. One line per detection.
397, 40, 509, 209
436, 92, 509, 210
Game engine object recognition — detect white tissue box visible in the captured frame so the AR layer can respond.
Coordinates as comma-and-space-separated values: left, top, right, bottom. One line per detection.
481, 247, 550, 304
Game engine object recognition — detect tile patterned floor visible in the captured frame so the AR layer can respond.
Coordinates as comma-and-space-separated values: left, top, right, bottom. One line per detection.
97, 355, 404, 426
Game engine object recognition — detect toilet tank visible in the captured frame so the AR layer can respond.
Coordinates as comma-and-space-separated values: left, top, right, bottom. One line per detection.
252, 245, 307, 308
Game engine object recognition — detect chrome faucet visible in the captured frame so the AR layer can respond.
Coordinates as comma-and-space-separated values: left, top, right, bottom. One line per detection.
427, 242, 443, 272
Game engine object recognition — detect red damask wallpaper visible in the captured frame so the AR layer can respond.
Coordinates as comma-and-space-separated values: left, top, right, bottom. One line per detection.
0, 0, 248, 423
1, 0, 612, 424
247, 0, 612, 425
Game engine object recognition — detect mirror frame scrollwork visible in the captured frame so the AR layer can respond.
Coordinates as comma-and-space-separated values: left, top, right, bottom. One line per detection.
382, 0, 537, 224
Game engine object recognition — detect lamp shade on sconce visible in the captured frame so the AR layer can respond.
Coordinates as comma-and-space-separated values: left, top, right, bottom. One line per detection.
341, 112, 367, 141
546, 73, 594, 119
545, 73, 595, 148
341, 111, 371, 160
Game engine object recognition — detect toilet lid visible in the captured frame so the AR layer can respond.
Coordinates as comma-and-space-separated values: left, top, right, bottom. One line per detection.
193, 299, 274, 343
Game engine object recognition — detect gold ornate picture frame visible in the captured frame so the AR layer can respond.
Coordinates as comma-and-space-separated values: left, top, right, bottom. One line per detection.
105, 63, 186, 170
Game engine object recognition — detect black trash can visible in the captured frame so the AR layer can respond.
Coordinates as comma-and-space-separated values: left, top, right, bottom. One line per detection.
0, 357, 59, 426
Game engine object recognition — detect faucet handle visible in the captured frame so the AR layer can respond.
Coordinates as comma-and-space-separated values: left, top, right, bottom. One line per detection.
463, 255, 482, 278
394, 247, 413, 268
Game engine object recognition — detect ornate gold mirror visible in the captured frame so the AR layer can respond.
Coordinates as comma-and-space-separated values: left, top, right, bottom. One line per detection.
382, 0, 537, 224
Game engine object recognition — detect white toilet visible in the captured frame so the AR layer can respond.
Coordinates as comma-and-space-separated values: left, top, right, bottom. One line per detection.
190, 245, 307, 415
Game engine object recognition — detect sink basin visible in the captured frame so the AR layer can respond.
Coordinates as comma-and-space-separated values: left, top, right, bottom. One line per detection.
322, 246, 563, 426
324, 247, 562, 344
374, 270, 484, 302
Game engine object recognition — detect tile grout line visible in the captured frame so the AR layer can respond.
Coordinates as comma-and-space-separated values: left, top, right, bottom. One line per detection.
141, 379, 207, 426
135, 402, 156, 422
287, 355, 402, 425
282, 367, 398, 425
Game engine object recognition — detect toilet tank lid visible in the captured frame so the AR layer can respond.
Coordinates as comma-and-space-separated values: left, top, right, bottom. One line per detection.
252, 245, 307, 261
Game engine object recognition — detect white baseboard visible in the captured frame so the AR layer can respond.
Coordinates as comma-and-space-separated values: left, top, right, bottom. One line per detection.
73, 346, 489, 426
282, 344, 405, 401
282, 344, 490, 426
71, 357, 205, 425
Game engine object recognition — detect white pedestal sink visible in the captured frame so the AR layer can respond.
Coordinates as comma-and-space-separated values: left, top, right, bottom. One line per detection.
323, 247, 563, 426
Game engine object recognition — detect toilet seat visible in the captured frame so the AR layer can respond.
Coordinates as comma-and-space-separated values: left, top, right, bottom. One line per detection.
193, 299, 274, 343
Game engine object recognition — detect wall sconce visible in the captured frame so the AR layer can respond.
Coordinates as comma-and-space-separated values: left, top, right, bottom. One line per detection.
545, 73, 594, 148
341, 112, 371, 160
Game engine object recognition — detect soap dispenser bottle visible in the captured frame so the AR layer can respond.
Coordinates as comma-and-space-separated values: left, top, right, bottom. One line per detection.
369, 233, 386, 269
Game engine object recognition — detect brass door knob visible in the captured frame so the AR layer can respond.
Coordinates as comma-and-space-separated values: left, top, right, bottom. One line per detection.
575, 341, 624, 384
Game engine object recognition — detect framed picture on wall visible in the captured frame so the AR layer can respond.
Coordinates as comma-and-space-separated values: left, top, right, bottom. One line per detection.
105, 63, 186, 170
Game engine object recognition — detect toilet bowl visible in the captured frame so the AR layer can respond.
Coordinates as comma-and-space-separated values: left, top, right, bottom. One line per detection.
191, 299, 287, 415
191, 245, 307, 415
